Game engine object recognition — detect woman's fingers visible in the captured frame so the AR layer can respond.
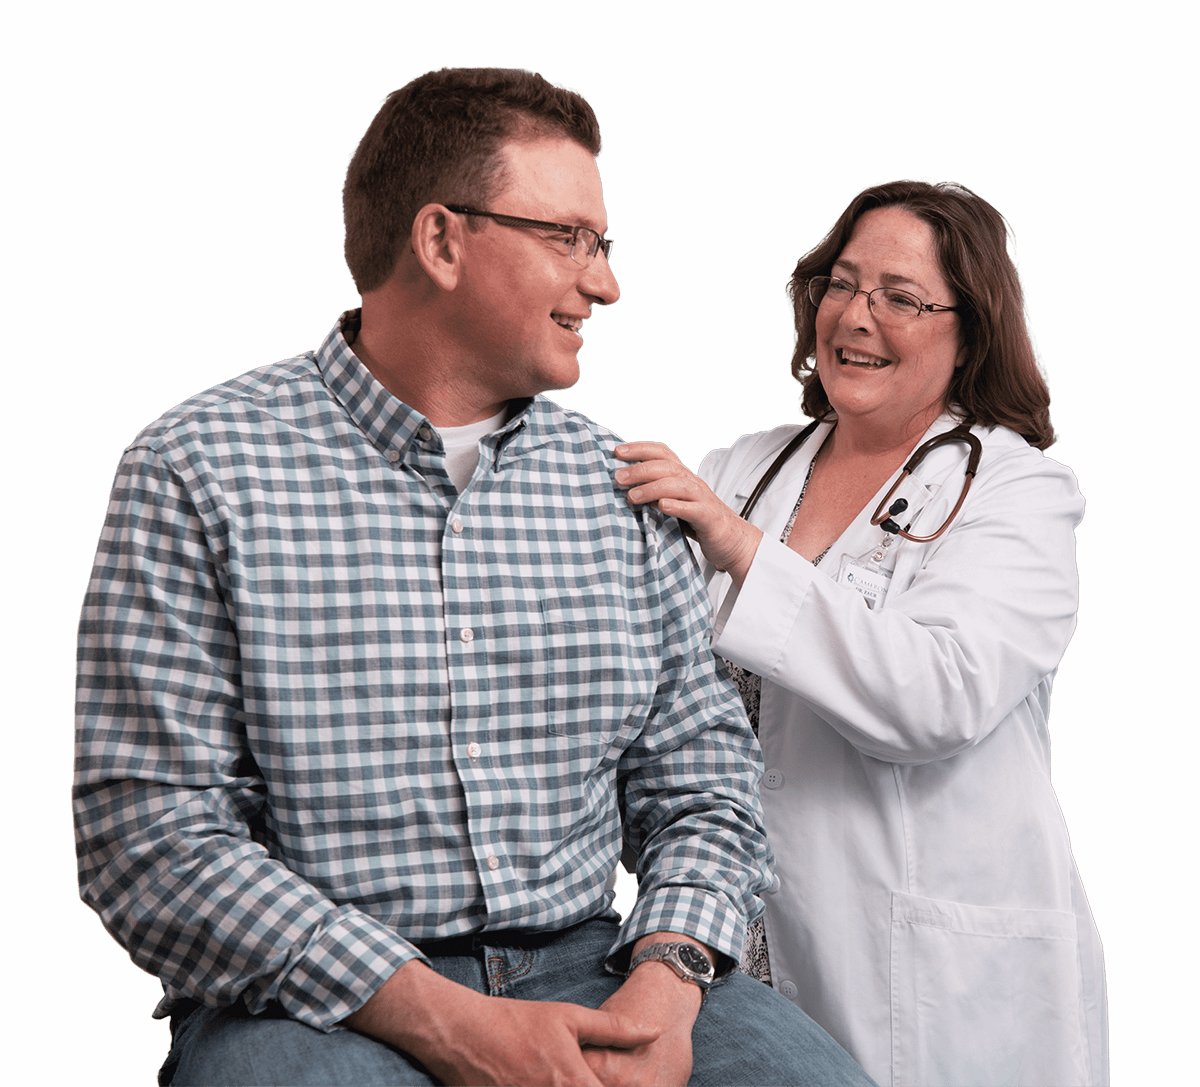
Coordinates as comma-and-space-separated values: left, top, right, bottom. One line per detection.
613, 444, 696, 497
614, 441, 681, 464
611, 441, 762, 584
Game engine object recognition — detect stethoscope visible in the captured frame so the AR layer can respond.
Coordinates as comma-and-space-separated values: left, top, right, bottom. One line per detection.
739, 421, 982, 543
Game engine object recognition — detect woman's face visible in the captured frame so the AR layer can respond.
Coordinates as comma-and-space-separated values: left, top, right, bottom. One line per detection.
815, 206, 965, 442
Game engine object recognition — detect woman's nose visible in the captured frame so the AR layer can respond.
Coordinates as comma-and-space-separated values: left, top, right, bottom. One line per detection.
840, 288, 875, 329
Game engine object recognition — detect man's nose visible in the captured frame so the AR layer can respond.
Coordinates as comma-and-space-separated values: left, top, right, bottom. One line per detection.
581, 253, 620, 305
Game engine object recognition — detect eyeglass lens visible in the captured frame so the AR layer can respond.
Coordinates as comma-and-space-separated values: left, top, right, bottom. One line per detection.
572, 228, 612, 266
808, 277, 924, 321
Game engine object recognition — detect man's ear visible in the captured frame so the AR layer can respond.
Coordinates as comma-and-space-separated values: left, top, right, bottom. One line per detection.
410, 203, 463, 292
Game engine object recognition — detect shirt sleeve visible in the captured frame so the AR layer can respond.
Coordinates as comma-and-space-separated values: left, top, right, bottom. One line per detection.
710, 442, 1084, 765
608, 514, 772, 970
74, 447, 418, 1031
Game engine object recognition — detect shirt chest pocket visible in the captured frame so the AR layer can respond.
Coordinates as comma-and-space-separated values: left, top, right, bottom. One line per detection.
538, 591, 658, 746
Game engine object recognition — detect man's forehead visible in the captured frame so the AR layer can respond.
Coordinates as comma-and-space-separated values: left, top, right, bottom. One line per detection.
493, 136, 607, 231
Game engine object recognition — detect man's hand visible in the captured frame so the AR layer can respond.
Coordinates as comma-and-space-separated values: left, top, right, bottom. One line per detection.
582, 935, 710, 1087
342, 959, 659, 1086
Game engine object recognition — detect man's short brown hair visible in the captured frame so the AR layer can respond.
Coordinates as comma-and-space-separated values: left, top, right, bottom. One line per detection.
343, 68, 601, 293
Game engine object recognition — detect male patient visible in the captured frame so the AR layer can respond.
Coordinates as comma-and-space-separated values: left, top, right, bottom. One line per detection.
75, 68, 871, 1087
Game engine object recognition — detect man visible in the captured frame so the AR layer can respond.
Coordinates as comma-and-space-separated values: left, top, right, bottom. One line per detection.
75, 68, 871, 1086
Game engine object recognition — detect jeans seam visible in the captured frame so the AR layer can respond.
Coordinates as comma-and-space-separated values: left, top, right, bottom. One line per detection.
487, 948, 534, 993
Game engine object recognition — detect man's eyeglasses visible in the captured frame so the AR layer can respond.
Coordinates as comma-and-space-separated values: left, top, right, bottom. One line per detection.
807, 276, 957, 325
445, 205, 613, 267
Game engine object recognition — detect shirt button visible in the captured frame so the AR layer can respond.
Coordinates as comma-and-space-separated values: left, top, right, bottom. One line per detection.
763, 769, 784, 790
467, 742, 481, 759
418, 424, 433, 442
765, 874, 781, 895
451, 517, 464, 534
487, 855, 500, 871
385, 449, 400, 463
779, 980, 798, 1000
460, 628, 474, 643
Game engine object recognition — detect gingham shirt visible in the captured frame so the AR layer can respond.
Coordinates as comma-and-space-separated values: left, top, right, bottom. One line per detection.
75, 313, 770, 1032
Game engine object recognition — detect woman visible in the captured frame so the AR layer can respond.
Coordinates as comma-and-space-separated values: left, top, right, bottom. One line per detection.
615, 181, 1107, 1087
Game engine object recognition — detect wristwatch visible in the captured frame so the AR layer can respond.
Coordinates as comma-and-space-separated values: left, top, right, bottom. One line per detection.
626, 941, 715, 989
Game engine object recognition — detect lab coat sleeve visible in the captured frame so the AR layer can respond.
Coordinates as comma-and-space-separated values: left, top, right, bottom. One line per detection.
710, 440, 1083, 764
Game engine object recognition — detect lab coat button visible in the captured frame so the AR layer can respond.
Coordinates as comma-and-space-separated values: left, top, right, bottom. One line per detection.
779, 980, 798, 1000
763, 769, 784, 790
765, 874, 781, 895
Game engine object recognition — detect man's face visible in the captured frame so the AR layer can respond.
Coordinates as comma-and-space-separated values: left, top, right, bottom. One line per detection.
451, 136, 620, 408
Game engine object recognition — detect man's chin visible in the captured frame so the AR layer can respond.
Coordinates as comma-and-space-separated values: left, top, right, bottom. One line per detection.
530, 359, 582, 396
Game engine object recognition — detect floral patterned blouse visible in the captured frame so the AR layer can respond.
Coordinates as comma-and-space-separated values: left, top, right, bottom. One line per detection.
724, 447, 828, 983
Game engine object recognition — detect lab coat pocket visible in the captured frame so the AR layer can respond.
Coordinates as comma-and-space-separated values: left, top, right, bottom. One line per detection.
890, 890, 1088, 1087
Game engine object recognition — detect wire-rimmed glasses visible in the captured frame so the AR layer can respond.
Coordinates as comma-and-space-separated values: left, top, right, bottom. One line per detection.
444, 205, 613, 266
807, 276, 957, 324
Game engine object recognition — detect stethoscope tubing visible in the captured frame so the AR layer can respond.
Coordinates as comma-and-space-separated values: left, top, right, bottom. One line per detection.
739, 421, 981, 543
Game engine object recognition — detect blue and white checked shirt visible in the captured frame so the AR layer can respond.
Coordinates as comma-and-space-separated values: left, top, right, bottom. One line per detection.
75, 313, 771, 1031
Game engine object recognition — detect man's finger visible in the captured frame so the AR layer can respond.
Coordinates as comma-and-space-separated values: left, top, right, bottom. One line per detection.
576, 1008, 662, 1050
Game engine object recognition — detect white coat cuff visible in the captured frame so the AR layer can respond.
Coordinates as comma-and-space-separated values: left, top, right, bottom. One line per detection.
711, 538, 818, 678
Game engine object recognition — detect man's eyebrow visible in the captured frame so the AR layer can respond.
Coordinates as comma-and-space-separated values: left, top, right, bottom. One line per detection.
563, 214, 608, 234
530, 200, 607, 234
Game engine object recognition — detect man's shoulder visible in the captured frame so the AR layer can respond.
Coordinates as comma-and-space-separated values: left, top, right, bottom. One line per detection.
528, 396, 625, 454
127, 353, 323, 454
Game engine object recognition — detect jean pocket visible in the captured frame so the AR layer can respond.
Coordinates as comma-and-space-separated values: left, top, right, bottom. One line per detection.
889, 890, 1088, 1087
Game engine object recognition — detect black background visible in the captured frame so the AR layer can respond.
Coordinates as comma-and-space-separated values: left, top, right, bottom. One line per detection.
72, 67, 1104, 1075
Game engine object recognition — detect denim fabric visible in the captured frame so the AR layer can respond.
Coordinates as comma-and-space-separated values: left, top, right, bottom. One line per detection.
163, 919, 874, 1086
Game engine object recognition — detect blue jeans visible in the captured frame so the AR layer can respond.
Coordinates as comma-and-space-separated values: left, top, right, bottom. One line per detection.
162, 918, 874, 1086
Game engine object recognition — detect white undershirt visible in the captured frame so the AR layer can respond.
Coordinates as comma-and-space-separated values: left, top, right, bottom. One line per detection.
437, 408, 508, 492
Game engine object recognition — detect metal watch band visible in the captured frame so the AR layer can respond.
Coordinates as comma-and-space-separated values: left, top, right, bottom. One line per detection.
626, 941, 715, 989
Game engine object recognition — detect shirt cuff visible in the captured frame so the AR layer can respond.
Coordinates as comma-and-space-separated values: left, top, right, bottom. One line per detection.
274, 907, 425, 1032
605, 885, 750, 979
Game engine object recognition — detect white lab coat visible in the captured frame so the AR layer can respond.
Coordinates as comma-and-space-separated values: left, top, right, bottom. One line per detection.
699, 415, 1108, 1087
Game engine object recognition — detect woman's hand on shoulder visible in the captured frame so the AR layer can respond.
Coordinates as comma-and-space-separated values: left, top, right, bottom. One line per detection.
614, 442, 762, 587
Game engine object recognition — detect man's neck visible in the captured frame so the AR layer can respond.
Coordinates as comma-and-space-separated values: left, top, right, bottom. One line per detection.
351, 329, 508, 427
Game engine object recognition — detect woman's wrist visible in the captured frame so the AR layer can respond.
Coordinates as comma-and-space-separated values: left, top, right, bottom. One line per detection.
719, 521, 763, 588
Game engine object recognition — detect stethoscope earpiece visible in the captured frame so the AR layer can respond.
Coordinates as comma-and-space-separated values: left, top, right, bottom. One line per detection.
878, 498, 909, 536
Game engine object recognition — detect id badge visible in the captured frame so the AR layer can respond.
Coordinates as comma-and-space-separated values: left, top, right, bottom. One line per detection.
836, 553, 893, 610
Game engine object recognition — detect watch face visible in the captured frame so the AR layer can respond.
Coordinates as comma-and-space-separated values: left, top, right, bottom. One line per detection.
677, 944, 712, 976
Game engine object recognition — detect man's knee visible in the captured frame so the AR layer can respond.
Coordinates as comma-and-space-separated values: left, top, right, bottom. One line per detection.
690, 973, 876, 1086
164, 1003, 436, 1087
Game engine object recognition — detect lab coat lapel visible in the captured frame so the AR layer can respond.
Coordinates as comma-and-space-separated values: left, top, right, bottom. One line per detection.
731, 421, 836, 542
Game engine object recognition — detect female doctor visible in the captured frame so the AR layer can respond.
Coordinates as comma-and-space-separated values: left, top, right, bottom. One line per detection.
615, 181, 1107, 1087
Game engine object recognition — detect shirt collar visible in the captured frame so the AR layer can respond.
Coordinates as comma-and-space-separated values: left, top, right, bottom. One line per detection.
315, 310, 550, 461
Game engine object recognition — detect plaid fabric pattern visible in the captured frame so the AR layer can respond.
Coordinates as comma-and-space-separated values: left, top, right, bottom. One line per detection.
75, 315, 770, 1032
